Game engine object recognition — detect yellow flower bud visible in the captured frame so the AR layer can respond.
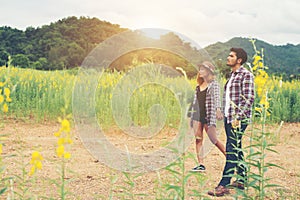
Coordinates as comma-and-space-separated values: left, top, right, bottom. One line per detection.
57, 138, 65, 146
3, 103, 8, 113
54, 131, 61, 137
29, 166, 36, 176
6, 97, 12, 102
64, 152, 71, 159
4, 88, 10, 97
61, 119, 70, 132
32, 151, 43, 160
66, 138, 73, 144
36, 161, 42, 169
56, 145, 65, 157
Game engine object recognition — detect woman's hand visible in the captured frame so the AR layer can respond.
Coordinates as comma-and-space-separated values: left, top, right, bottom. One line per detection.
216, 108, 223, 120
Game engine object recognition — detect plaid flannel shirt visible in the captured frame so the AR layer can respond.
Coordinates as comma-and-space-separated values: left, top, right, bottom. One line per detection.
206, 79, 221, 127
188, 79, 221, 127
223, 66, 255, 124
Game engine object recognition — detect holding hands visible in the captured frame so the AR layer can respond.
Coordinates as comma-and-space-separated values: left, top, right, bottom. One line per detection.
216, 108, 223, 121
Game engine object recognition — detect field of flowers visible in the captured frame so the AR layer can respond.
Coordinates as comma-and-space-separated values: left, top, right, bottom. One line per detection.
0, 41, 300, 199
0, 64, 299, 125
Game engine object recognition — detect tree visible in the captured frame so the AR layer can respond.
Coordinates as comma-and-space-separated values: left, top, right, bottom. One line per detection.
11, 54, 30, 68
33, 57, 48, 70
0, 50, 9, 66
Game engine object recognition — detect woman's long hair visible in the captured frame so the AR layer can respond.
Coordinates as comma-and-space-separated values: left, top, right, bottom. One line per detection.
196, 72, 204, 86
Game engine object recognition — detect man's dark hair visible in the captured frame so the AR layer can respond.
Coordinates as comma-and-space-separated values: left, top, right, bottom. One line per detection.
230, 47, 247, 65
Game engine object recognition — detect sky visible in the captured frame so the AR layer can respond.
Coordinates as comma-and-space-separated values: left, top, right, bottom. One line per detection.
1, 0, 300, 47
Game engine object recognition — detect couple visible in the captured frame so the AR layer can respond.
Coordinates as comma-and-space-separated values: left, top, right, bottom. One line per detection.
188, 47, 255, 197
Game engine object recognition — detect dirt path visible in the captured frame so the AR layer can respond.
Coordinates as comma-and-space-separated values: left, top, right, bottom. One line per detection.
1, 120, 299, 199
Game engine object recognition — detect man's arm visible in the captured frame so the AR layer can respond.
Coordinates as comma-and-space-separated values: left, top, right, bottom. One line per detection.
237, 71, 255, 121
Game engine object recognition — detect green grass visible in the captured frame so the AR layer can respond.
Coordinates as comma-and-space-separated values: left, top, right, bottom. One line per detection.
1, 66, 299, 124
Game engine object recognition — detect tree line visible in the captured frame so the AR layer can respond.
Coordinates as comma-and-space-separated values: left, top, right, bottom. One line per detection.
0, 16, 206, 77
205, 37, 300, 80
0, 16, 299, 80
0, 16, 126, 70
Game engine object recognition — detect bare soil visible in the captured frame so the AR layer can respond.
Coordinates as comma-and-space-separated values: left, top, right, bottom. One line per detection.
1, 119, 300, 199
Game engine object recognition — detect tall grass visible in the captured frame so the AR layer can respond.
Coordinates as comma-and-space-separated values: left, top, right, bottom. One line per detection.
0, 66, 299, 124
268, 78, 300, 122
0, 67, 74, 121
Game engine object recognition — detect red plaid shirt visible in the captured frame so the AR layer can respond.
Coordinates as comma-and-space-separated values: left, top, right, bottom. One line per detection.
223, 66, 255, 124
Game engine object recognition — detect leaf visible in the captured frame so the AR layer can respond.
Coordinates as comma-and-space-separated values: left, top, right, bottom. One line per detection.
135, 193, 148, 197
247, 162, 260, 167
265, 163, 284, 170
133, 173, 143, 179
265, 184, 282, 188
183, 173, 195, 184
247, 180, 259, 187
0, 187, 7, 195
266, 147, 278, 154
111, 176, 118, 184
249, 174, 262, 180
165, 184, 181, 191
164, 168, 180, 176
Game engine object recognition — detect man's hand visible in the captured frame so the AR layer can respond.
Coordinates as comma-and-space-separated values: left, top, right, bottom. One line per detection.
232, 119, 240, 129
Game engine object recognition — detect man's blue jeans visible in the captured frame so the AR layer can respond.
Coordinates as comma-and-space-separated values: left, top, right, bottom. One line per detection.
219, 118, 248, 186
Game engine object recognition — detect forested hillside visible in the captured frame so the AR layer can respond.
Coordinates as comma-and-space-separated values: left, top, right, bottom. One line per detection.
0, 16, 299, 79
0, 16, 126, 70
205, 37, 300, 79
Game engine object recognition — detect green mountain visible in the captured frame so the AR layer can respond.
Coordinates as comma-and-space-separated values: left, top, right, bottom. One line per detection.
0, 16, 299, 79
0, 16, 126, 70
205, 37, 300, 78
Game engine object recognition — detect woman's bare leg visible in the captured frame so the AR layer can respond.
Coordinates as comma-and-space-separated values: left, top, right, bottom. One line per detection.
207, 126, 226, 156
193, 121, 205, 164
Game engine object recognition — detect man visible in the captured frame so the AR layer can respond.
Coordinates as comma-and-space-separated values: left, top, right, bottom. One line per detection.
208, 47, 255, 197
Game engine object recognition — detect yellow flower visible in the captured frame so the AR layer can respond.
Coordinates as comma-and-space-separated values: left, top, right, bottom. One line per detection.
252, 64, 258, 71
36, 160, 42, 169
4, 88, 10, 97
57, 138, 65, 146
260, 97, 270, 109
6, 97, 12, 102
29, 151, 43, 176
256, 88, 263, 98
64, 152, 71, 159
61, 119, 70, 133
0, 95, 4, 103
54, 131, 61, 137
55, 116, 73, 160
253, 55, 262, 66
56, 145, 65, 158
0, 82, 4, 87
66, 138, 73, 144
255, 107, 262, 113
31, 151, 43, 161
29, 166, 35, 176
3, 103, 8, 113
254, 75, 265, 86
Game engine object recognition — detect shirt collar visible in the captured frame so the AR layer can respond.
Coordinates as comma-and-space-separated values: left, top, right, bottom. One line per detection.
231, 66, 244, 75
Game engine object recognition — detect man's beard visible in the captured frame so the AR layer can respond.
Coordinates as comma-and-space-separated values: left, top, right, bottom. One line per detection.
226, 61, 237, 67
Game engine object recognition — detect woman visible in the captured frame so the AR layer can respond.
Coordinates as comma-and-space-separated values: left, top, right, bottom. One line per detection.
188, 61, 226, 172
